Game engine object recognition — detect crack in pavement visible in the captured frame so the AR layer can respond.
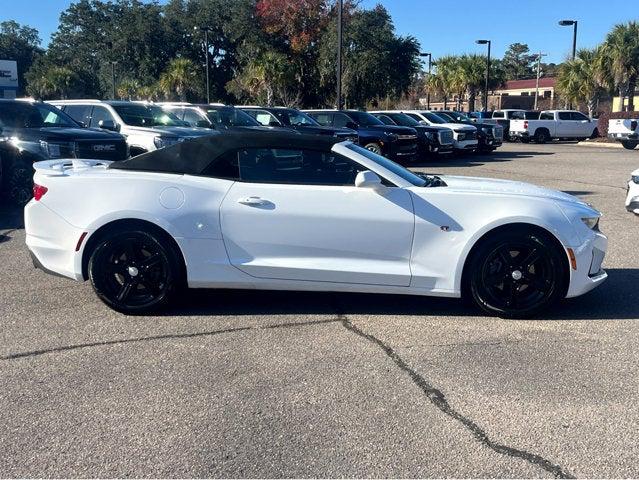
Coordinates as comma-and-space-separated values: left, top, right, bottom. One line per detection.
0, 317, 341, 361
338, 314, 574, 479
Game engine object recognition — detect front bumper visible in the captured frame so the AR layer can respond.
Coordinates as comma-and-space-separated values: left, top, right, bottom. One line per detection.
565, 230, 608, 298
25, 200, 86, 281
453, 139, 478, 151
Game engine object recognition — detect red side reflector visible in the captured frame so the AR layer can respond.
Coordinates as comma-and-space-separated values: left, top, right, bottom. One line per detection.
75, 232, 88, 252
567, 248, 577, 270
523, 120, 529, 130
33, 184, 48, 201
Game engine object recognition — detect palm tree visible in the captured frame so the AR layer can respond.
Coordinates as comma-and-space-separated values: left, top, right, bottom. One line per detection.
428, 55, 459, 109
457, 54, 486, 112
159, 58, 199, 101
596, 21, 639, 111
557, 48, 605, 117
29, 66, 74, 99
117, 79, 140, 101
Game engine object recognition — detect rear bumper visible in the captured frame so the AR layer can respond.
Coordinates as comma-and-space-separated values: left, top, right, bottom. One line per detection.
24, 200, 86, 281
565, 230, 608, 298
608, 132, 638, 141
626, 182, 639, 214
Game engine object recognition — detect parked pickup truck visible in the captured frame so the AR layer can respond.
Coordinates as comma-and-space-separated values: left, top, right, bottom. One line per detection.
510, 110, 599, 143
608, 118, 639, 150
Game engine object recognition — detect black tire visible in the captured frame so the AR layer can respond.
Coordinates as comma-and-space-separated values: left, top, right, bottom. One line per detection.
464, 229, 567, 318
534, 129, 550, 144
363, 142, 383, 155
88, 228, 182, 314
6, 158, 34, 207
621, 140, 638, 150
590, 128, 599, 139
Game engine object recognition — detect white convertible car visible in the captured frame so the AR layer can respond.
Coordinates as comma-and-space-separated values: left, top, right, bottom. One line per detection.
25, 131, 607, 317
627, 168, 639, 214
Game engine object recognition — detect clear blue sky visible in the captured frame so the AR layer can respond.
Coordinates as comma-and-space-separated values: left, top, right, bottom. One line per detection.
3, 0, 635, 64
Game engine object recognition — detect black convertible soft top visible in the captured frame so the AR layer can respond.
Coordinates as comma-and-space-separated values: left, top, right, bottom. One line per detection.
109, 130, 342, 175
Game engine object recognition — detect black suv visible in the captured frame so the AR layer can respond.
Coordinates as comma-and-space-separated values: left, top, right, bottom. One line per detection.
161, 103, 270, 131
238, 106, 358, 142
370, 111, 454, 157
303, 109, 418, 162
0, 100, 128, 205
436, 110, 503, 153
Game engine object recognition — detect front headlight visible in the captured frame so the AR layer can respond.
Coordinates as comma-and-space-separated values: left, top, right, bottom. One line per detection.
481, 127, 490, 134
632, 175, 639, 184
40, 140, 77, 158
154, 136, 181, 149
386, 133, 399, 141
424, 132, 435, 140
581, 217, 600, 230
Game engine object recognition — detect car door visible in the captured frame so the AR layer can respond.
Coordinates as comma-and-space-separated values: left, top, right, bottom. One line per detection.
571, 112, 593, 136
219, 146, 415, 286
556, 111, 574, 136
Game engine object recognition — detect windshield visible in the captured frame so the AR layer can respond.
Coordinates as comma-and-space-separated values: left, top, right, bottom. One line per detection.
206, 107, 259, 127
345, 111, 384, 127
388, 113, 419, 127
277, 110, 319, 126
345, 143, 427, 186
419, 111, 448, 124
0, 102, 79, 129
441, 111, 471, 123
112, 103, 187, 127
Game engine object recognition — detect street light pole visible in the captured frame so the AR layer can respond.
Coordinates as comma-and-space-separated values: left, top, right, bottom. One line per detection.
476, 39, 491, 112
420, 52, 432, 109
110, 61, 117, 100
336, 0, 343, 109
195, 26, 211, 104
534, 52, 547, 110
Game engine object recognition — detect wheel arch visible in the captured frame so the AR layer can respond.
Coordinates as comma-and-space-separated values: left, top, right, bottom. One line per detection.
457, 221, 570, 298
81, 218, 187, 282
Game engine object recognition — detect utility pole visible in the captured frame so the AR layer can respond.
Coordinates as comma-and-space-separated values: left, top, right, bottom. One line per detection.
195, 26, 212, 104
559, 20, 578, 109
476, 40, 491, 111
336, 0, 343, 109
534, 52, 547, 110
420, 52, 432, 109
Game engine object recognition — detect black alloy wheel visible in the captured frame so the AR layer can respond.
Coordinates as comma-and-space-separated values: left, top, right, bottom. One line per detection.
7, 159, 34, 207
467, 230, 566, 318
534, 129, 550, 144
89, 230, 180, 313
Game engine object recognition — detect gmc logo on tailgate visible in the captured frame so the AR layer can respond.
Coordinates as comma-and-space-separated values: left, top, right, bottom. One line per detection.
93, 144, 116, 152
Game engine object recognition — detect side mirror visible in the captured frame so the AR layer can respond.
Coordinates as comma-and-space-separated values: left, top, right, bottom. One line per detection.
419, 120, 429, 125
346, 121, 359, 130
355, 170, 385, 191
78, 121, 87, 128
99, 119, 119, 132
269, 120, 280, 127
196, 120, 211, 128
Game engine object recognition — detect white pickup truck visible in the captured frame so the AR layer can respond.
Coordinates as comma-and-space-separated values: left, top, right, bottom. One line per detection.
608, 118, 639, 150
510, 110, 599, 143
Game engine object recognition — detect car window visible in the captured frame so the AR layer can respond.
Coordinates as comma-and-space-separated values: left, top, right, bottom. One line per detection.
309, 113, 332, 126
229, 148, 366, 185
90, 106, 115, 128
540, 112, 554, 120
183, 108, 205, 126
111, 103, 187, 127
207, 107, 258, 127
558, 112, 571, 120
345, 144, 426, 187
375, 114, 396, 125
492, 111, 505, 119
0, 102, 79, 129
571, 112, 589, 121
64, 105, 92, 126
277, 110, 319, 126
405, 113, 423, 122
250, 110, 280, 126
343, 111, 384, 126
332, 113, 352, 128
389, 113, 419, 126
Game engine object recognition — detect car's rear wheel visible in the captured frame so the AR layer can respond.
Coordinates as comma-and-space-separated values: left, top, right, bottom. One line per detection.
465, 229, 567, 318
534, 129, 550, 144
89, 229, 181, 314
6, 158, 33, 207
364, 143, 383, 155
621, 140, 638, 150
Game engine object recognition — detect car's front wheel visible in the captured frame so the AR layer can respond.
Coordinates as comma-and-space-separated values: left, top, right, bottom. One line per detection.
88, 229, 182, 314
465, 229, 567, 318
621, 140, 638, 150
364, 142, 383, 155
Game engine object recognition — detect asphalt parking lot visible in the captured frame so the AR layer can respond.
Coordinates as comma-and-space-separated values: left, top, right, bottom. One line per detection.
1, 142, 638, 478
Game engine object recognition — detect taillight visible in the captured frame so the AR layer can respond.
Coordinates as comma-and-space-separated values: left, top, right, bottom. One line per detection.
523, 120, 529, 130
631, 120, 638, 131
33, 184, 48, 201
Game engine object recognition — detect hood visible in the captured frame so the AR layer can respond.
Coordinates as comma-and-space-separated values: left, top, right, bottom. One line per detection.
127, 125, 215, 137
362, 124, 417, 135
17, 127, 125, 141
439, 123, 476, 131
296, 125, 357, 136
439, 175, 590, 206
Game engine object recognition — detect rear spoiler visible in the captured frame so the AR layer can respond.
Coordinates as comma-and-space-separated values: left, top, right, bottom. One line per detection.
33, 159, 113, 176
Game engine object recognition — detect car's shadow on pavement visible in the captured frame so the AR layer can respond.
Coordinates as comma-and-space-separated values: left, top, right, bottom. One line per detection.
0, 205, 24, 243
169, 268, 639, 321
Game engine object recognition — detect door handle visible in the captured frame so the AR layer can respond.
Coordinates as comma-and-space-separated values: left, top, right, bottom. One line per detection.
238, 196, 267, 206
